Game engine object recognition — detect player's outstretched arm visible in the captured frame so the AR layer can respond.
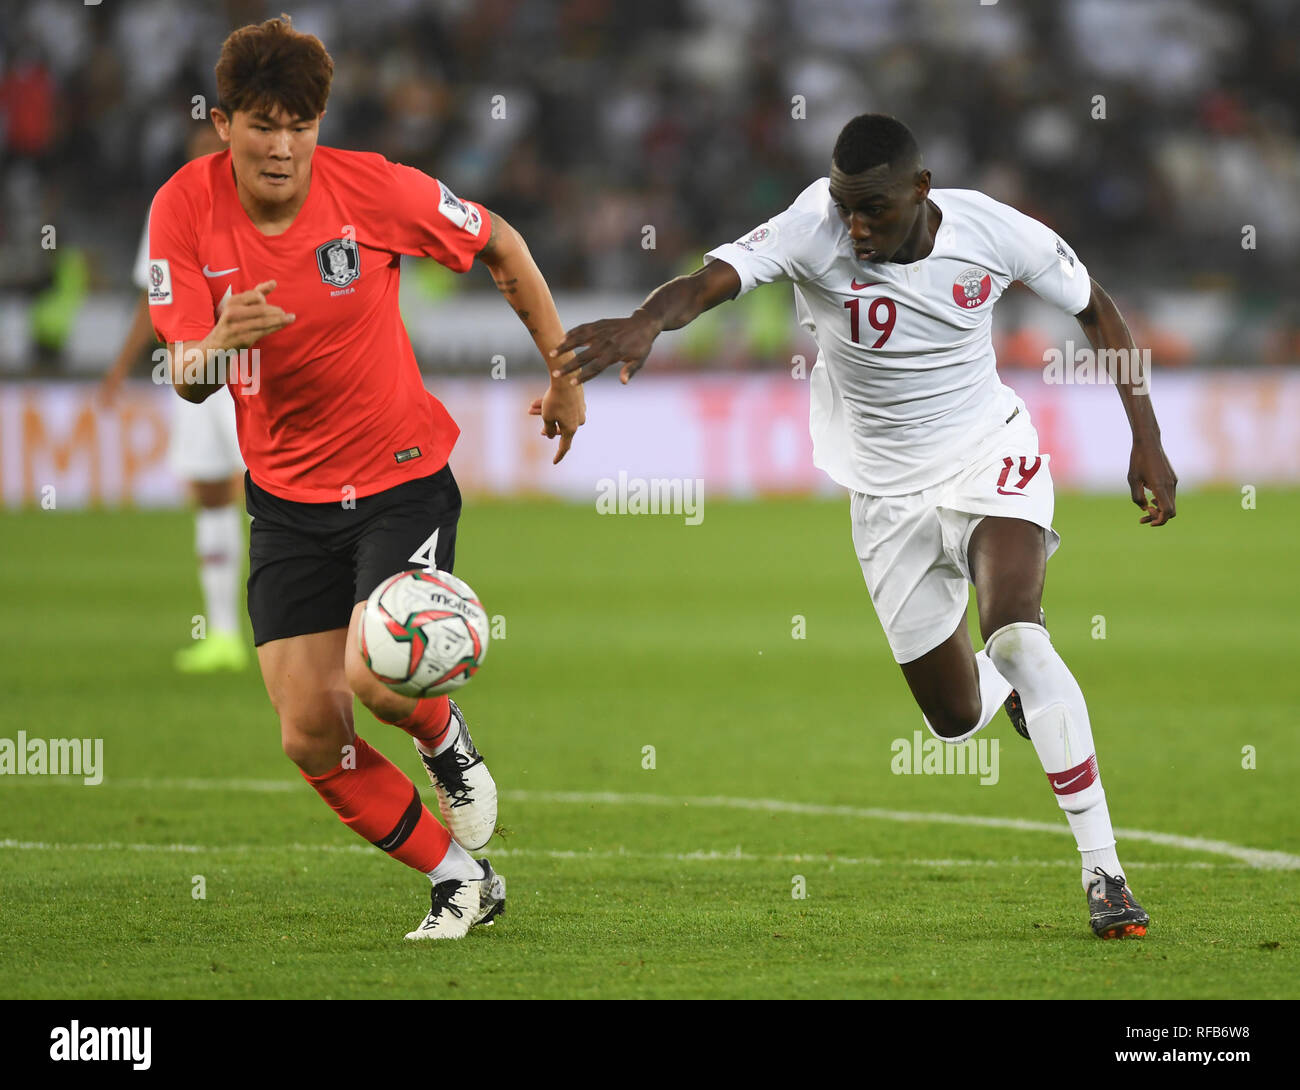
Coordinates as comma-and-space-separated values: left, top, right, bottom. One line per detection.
550, 260, 742, 385
168, 280, 295, 404
476, 210, 586, 464
1074, 277, 1177, 526
99, 294, 156, 405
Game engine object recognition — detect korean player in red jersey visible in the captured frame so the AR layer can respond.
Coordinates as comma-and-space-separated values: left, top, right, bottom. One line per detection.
147, 16, 586, 939
553, 115, 1177, 940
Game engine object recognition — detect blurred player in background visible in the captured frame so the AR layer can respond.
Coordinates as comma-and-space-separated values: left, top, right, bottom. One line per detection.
555, 114, 1177, 940
101, 124, 248, 674
147, 16, 585, 939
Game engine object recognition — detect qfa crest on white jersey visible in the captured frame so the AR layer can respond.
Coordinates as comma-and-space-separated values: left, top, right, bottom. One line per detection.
315, 238, 360, 287
952, 266, 992, 309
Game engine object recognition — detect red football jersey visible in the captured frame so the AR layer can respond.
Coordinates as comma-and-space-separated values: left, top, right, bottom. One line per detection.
146, 146, 489, 502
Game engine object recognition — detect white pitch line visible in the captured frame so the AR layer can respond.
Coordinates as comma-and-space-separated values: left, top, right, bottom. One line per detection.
505, 790, 1300, 870
111, 777, 299, 793
80, 779, 1300, 871
0, 839, 1244, 869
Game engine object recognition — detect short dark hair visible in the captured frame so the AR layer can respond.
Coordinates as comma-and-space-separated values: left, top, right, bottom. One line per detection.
832, 114, 921, 175
215, 13, 333, 120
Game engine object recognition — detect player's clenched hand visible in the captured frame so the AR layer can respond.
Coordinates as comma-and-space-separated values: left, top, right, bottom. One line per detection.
211, 280, 296, 349
1129, 438, 1177, 526
549, 311, 661, 385
527, 381, 586, 464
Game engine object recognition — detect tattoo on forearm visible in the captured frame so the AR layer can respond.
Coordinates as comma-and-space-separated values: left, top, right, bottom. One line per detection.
493, 290, 540, 338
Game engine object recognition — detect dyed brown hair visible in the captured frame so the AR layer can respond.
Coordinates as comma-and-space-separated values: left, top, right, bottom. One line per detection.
215, 13, 333, 120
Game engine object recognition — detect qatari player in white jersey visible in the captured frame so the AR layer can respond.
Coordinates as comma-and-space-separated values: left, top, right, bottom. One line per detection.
552, 114, 1177, 940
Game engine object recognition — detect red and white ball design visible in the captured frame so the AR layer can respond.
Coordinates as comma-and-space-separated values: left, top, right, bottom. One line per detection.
359, 570, 490, 697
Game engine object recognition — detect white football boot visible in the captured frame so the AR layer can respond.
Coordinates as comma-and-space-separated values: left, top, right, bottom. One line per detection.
416, 700, 498, 850
405, 859, 507, 941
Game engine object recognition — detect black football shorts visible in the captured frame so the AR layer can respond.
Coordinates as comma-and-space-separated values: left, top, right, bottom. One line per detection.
245, 464, 461, 646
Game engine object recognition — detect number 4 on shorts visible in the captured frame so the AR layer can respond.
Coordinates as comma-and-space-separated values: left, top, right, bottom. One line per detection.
408, 529, 440, 572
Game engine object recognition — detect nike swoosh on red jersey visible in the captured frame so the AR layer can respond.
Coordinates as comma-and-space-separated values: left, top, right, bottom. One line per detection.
203, 265, 240, 278
1051, 769, 1087, 790
850, 279, 882, 289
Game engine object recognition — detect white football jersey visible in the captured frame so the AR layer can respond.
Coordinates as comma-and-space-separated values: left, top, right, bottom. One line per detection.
705, 180, 1091, 495
133, 221, 151, 291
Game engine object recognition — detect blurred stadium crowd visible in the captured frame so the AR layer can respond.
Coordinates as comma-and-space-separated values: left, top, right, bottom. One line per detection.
1, 0, 1297, 371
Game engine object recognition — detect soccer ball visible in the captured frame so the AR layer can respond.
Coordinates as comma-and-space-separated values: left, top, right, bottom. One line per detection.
359, 569, 490, 697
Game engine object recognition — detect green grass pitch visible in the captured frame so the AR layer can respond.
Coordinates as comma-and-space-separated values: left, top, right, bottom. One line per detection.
1, 488, 1297, 999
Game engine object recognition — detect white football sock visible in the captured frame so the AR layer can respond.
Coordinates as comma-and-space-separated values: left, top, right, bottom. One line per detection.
985, 622, 1123, 890
921, 648, 1013, 743
195, 505, 243, 637
1081, 845, 1124, 883
428, 838, 482, 883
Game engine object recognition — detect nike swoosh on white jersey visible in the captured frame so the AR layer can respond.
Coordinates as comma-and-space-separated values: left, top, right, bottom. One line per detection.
203, 265, 240, 277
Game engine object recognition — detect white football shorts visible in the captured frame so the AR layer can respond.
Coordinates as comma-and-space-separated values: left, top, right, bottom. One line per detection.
849, 414, 1060, 664
168, 385, 245, 482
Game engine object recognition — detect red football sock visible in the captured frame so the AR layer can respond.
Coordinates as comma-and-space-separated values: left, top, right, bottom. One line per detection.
381, 696, 452, 748
301, 736, 450, 872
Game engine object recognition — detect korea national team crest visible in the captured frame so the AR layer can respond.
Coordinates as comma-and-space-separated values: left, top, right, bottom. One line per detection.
316, 238, 360, 288
952, 266, 992, 309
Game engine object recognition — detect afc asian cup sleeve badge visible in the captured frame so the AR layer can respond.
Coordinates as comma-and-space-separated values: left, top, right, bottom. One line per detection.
952, 267, 992, 309
315, 238, 361, 287
146, 259, 173, 305
1055, 238, 1078, 278
436, 180, 482, 236
734, 223, 778, 252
